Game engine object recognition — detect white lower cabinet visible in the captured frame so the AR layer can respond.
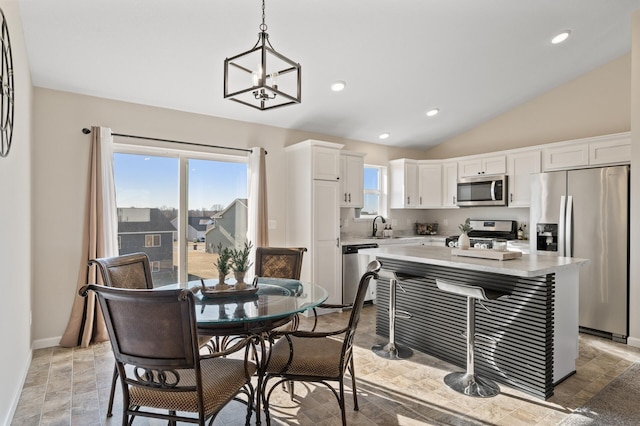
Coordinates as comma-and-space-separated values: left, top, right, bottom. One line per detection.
313, 180, 341, 304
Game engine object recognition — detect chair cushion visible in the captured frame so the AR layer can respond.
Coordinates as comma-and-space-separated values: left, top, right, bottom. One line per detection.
266, 336, 344, 379
128, 357, 256, 415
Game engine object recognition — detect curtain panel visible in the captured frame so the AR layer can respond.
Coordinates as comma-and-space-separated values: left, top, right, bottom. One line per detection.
59, 126, 119, 348
247, 147, 269, 277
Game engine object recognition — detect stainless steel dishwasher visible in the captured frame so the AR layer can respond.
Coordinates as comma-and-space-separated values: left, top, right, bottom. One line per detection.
342, 243, 378, 304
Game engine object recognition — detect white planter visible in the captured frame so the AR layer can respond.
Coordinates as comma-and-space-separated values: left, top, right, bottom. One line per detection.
458, 233, 470, 250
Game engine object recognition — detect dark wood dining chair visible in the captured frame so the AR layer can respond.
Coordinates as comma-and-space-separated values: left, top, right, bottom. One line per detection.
254, 247, 307, 280
88, 252, 214, 417
79, 284, 257, 426
261, 260, 381, 426
254, 247, 307, 332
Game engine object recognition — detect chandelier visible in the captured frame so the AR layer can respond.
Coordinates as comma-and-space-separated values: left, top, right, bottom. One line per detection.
224, 0, 301, 110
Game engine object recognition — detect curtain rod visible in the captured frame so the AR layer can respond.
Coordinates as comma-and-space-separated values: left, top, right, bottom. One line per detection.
81, 128, 264, 155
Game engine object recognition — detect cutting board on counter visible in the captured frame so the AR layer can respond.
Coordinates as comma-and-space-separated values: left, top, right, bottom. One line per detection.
452, 248, 522, 261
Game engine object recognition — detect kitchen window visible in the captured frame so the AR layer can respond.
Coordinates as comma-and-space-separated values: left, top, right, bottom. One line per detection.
358, 165, 387, 218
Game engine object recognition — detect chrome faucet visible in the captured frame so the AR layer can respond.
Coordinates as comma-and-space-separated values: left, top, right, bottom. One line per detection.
372, 215, 386, 237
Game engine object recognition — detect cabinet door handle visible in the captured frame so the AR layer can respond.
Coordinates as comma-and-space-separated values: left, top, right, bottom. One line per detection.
420, 196, 422, 204
348, 193, 351, 202
453, 196, 456, 204
510, 193, 513, 203
407, 196, 410, 205
336, 238, 340, 247
344, 193, 348, 202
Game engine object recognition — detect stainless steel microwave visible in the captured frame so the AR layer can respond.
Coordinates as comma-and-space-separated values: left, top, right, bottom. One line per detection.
456, 175, 508, 207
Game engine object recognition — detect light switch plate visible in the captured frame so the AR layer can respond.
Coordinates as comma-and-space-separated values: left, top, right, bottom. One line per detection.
268, 220, 276, 229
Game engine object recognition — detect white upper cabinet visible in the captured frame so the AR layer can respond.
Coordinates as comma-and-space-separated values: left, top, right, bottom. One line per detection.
542, 133, 630, 171
542, 143, 588, 171
390, 159, 419, 208
442, 161, 458, 208
312, 145, 341, 181
507, 150, 541, 208
339, 151, 365, 208
418, 162, 442, 207
458, 154, 506, 178
589, 134, 631, 166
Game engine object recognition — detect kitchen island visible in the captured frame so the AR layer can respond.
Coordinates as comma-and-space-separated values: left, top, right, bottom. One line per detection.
361, 244, 588, 399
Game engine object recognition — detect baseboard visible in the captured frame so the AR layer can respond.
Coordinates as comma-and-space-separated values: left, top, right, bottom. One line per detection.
33, 336, 62, 350
626, 336, 640, 348
3, 349, 32, 426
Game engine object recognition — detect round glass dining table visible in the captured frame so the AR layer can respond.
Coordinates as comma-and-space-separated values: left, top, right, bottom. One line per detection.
160, 277, 327, 425
163, 277, 328, 336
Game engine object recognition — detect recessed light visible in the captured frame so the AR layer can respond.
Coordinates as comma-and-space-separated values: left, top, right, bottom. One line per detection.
551, 30, 571, 45
426, 108, 439, 117
379, 133, 390, 140
331, 80, 346, 92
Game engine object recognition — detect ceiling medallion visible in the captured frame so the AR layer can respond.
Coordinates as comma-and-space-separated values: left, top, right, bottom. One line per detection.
0, 7, 14, 158
223, 0, 301, 111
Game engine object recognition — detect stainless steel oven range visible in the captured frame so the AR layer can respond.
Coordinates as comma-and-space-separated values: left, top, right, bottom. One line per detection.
444, 219, 517, 248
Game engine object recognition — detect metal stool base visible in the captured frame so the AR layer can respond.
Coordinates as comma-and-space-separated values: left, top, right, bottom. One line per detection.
372, 342, 413, 360
444, 372, 500, 398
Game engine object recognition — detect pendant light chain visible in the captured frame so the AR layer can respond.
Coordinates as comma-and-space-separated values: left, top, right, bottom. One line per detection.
260, 0, 267, 32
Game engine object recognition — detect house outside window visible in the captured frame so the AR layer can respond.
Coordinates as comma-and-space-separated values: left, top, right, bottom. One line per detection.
150, 261, 160, 272
145, 234, 161, 247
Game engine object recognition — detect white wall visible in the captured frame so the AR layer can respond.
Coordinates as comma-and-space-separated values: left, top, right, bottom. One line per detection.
31, 88, 426, 347
628, 10, 640, 347
426, 53, 632, 159
0, 1, 33, 423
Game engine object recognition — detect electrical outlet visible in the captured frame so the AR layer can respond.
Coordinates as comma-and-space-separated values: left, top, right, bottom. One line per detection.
443, 219, 449, 227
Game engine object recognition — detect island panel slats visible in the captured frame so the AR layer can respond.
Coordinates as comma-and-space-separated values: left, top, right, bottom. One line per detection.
375, 257, 554, 399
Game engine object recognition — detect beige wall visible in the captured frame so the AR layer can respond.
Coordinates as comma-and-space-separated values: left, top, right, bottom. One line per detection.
0, 1, 34, 422
31, 88, 426, 346
425, 53, 631, 158
629, 10, 640, 347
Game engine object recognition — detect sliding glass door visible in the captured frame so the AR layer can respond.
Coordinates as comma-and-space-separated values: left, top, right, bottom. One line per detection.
113, 147, 248, 286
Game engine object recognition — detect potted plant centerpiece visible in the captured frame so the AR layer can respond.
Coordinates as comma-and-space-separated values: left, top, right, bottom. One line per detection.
231, 241, 253, 290
458, 218, 473, 250
214, 242, 232, 290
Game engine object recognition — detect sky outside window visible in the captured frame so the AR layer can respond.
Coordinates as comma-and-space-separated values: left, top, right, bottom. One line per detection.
113, 153, 248, 210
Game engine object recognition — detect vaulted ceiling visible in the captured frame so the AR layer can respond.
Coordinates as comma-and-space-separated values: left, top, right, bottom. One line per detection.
18, 0, 640, 149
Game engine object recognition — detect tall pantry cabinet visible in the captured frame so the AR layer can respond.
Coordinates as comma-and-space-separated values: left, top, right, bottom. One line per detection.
285, 140, 343, 305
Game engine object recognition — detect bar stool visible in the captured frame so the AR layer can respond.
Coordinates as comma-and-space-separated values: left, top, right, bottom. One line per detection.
435, 278, 508, 397
372, 269, 413, 360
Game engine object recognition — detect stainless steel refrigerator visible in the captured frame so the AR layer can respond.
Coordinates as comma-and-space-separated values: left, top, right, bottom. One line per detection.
529, 166, 629, 342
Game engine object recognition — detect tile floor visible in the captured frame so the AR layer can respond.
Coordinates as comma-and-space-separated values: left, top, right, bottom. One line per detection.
11, 305, 640, 425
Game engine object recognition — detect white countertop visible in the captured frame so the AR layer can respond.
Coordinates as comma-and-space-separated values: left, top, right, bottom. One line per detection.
360, 244, 588, 278
341, 235, 445, 246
